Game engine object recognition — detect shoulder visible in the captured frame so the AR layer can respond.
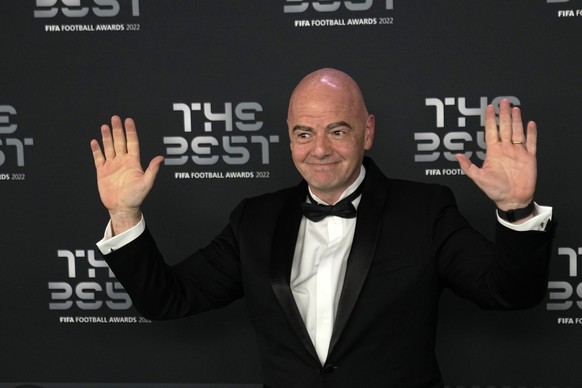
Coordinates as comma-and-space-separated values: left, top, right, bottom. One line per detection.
228, 181, 305, 222
246, 182, 305, 206
365, 157, 455, 203
376, 178, 459, 220
388, 178, 453, 198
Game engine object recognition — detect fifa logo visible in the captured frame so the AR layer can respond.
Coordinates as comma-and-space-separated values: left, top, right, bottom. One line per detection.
413, 96, 520, 163
547, 247, 582, 311
284, 0, 393, 13
33, 0, 140, 18
164, 102, 279, 166
48, 249, 131, 311
0, 105, 34, 168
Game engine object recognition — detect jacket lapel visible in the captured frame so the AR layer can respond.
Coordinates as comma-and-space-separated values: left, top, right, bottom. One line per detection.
269, 182, 320, 362
328, 159, 389, 356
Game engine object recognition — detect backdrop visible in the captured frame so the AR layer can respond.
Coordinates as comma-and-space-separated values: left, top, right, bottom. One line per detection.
1, 1, 581, 387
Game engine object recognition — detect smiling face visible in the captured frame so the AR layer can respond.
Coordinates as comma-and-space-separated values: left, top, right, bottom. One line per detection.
287, 69, 375, 204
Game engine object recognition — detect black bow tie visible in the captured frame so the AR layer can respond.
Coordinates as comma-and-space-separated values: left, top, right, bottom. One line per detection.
301, 183, 364, 222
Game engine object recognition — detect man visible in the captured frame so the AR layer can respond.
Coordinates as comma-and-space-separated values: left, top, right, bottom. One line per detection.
91, 68, 553, 387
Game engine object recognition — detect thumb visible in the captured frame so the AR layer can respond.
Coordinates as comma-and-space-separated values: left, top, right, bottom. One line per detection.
144, 155, 164, 185
455, 153, 478, 180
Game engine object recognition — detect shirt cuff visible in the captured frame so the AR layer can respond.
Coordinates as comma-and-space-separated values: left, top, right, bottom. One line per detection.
497, 203, 552, 231
96, 215, 146, 255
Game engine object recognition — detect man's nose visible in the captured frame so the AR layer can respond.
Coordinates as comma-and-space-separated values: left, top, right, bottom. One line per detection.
313, 135, 332, 157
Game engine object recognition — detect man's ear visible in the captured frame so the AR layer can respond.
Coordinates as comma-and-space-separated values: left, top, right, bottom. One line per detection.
364, 114, 375, 150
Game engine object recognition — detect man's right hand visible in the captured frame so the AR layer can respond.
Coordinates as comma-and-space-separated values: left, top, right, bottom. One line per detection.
90, 116, 164, 235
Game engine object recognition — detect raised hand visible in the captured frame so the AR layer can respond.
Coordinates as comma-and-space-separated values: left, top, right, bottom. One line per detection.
90, 116, 164, 235
456, 99, 537, 216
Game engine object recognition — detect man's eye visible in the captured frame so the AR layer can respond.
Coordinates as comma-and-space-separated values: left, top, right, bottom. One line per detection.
298, 132, 310, 139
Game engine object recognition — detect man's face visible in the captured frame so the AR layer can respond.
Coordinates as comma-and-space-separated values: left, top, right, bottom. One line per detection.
287, 81, 374, 204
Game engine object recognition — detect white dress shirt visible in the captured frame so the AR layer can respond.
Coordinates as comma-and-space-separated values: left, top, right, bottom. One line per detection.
290, 166, 365, 364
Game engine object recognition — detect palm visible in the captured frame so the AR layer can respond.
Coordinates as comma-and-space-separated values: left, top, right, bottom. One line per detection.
456, 100, 537, 211
96, 150, 151, 212
90, 116, 163, 223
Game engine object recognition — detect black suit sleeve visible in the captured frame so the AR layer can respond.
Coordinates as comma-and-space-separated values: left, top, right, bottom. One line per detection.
431, 185, 553, 310
101, 201, 248, 320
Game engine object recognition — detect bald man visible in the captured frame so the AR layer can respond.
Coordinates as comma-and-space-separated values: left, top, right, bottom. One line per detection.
92, 68, 553, 387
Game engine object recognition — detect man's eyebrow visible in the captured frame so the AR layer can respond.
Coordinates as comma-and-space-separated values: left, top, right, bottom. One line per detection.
292, 125, 314, 132
327, 121, 352, 130
291, 122, 352, 132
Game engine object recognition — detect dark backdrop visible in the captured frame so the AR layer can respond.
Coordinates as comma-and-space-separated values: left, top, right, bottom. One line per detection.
1, 1, 581, 386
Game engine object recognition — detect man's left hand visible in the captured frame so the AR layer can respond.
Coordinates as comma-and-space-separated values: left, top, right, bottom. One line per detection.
456, 99, 537, 215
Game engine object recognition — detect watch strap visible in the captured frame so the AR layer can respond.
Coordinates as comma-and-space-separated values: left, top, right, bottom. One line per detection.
497, 201, 535, 223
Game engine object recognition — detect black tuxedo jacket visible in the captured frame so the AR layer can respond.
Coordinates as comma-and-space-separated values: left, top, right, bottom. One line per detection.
104, 158, 553, 388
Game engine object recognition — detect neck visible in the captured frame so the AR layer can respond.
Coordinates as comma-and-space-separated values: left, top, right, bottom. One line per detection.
308, 165, 366, 205
311, 191, 343, 206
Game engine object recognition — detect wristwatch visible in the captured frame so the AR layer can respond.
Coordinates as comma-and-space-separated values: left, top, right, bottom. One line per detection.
497, 201, 535, 223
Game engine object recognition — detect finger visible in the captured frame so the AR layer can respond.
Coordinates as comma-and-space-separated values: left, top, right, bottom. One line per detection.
525, 121, 537, 155
100, 123, 115, 160
510, 106, 525, 144
111, 115, 127, 155
124, 118, 140, 157
90, 139, 105, 168
143, 156, 165, 188
498, 99, 512, 143
484, 104, 499, 146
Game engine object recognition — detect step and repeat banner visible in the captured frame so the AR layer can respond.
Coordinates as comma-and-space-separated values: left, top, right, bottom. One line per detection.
1, 1, 581, 387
